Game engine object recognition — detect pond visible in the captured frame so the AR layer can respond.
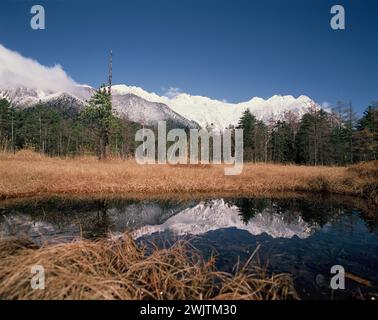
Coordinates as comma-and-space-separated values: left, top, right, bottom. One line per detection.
0, 196, 377, 299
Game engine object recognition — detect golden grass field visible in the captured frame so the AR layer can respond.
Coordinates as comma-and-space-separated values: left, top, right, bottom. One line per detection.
0, 235, 298, 300
0, 150, 376, 203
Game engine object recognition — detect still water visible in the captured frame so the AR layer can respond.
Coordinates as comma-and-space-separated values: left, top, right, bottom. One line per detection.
0, 196, 377, 299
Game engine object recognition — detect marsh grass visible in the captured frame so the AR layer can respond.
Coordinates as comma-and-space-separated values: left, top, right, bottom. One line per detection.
0, 235, 298, 300
0, 151, 376, 203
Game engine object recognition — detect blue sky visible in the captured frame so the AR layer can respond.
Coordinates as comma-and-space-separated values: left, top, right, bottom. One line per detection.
0, 0, 377, 113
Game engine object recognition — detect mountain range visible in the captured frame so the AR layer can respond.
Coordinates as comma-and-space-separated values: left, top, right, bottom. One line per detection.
0, 84, 320, 129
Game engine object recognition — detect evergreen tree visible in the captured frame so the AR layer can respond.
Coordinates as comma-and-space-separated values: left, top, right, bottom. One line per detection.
295, 108, 331, 165
269, 121, 295, 163
80, 86, 115, 159
254, 120, 269, 162
237, 109, 257, 162
1, 91, 377, 166
354, 104, 378, 161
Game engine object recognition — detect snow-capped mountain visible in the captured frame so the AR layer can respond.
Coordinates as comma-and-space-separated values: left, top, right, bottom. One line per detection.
0, 85, 93, 108
112, 93, 198, 128
0, 85, 199, 128
111, 84, 319, 128
0, 83, 320, 129
133, 199, 317, 239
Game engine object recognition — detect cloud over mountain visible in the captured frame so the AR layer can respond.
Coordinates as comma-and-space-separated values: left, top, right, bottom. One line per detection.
0, 44, 78, 93
162, 86, 182, 98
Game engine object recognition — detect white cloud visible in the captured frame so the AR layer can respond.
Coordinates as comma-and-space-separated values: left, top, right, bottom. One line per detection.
0, 43, 78, 93
162, 86, 182, 98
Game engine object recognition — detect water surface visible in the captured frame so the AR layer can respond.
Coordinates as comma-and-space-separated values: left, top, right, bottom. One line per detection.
1, 196, 377, 299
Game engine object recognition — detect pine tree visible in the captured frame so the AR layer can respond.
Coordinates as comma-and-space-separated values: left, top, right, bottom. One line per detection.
80, 85, 115, 159
295, 108, 332, 165
270, 121, 295, 163
237, 109, 257, 162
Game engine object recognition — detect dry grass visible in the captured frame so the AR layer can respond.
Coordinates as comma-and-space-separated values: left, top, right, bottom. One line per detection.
0, 150, 376, 203
0, 234, 298, 300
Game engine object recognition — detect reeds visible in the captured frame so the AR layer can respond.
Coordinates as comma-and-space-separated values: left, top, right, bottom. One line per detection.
0, 151, 376, 203
0, 235, 298, 300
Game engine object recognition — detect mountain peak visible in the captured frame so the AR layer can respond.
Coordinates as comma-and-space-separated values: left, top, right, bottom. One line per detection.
106, 84, 320, 128
0, 83, 319, 129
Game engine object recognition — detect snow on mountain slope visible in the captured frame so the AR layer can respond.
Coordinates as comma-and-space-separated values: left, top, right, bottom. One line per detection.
0, 85, 199, 128
0, 85, 93, 109
112, 93, 198, 127
0, 87, 55, 107
133, 199, 317, 239
1, 83, 320, 129
112, 84, 319, 128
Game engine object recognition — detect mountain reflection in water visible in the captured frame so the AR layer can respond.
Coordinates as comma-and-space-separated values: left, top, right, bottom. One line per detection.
0, 196, 377, 299
133, 199, 316, 239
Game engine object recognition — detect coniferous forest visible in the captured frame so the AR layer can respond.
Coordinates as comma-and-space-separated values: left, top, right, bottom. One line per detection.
0, 89, 376, 165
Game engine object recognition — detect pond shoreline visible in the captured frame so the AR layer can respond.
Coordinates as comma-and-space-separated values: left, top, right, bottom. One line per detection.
1, 192, 377, 217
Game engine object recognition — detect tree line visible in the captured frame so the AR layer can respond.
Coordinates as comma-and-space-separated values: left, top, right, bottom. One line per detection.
236, 101, 377, 165
0, 87, 142, 159
0, 87, 377, 165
